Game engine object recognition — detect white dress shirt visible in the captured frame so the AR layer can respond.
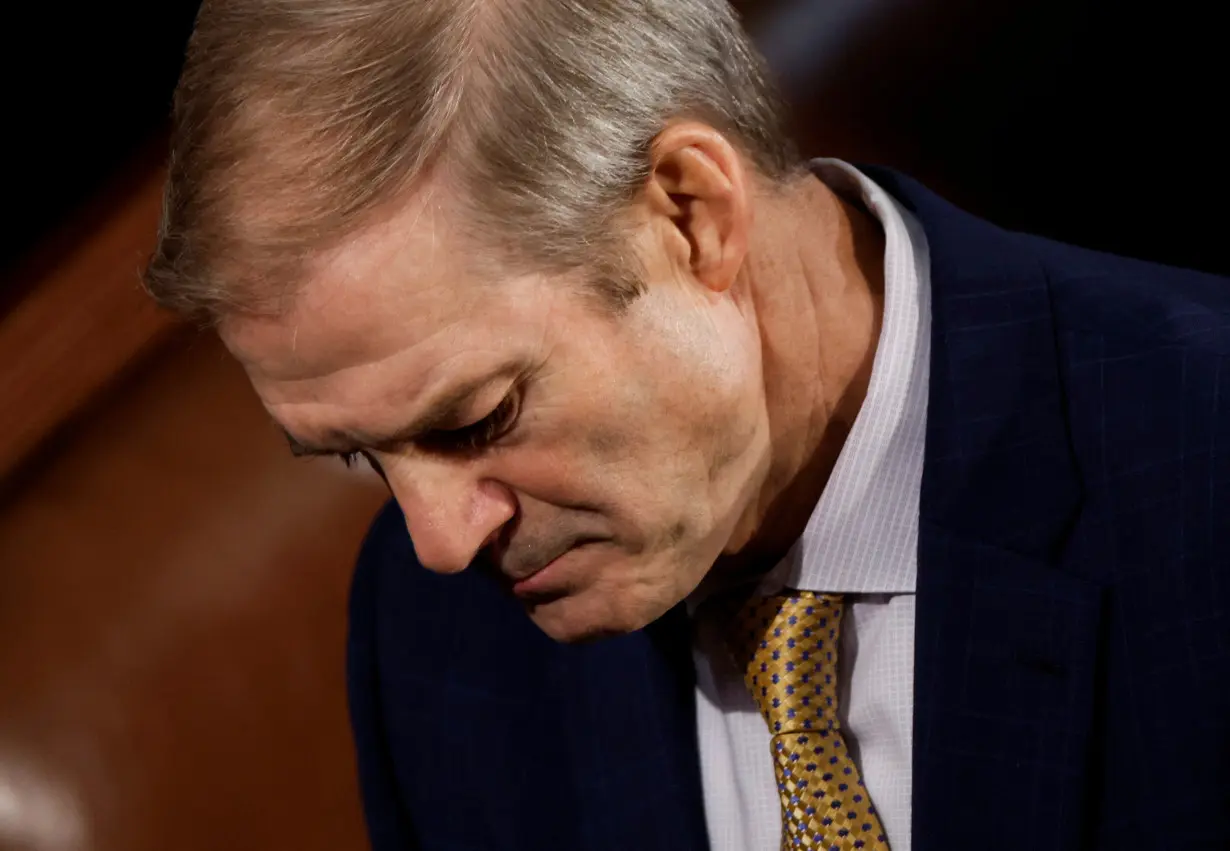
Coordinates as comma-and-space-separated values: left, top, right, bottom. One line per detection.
691, 159, 932, 851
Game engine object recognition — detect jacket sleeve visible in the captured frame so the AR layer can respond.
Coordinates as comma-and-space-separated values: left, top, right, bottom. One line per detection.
346, 501, 420, 851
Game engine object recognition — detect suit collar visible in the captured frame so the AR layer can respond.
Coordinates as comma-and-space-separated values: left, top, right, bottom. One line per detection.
863, 165, 1083, 558
865, 167, 1099, 851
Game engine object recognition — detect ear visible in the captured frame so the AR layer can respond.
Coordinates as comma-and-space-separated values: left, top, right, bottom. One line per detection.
643, 121, 752, 294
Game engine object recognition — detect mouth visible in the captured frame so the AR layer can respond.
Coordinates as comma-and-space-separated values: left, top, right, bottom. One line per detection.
506, 539, 606, 600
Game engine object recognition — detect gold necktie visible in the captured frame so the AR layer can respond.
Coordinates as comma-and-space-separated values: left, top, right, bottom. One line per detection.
727, 590, 891, 851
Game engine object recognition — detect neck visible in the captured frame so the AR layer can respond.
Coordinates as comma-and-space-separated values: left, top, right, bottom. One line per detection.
713, 171, 885, 584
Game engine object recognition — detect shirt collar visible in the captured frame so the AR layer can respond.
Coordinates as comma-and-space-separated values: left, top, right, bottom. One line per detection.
760, 159, 931, 596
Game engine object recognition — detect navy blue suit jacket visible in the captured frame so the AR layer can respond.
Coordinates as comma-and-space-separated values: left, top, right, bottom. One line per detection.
346, 169, 1230, 850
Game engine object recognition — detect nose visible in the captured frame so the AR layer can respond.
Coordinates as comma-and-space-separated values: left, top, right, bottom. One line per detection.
382, 453, 516, 574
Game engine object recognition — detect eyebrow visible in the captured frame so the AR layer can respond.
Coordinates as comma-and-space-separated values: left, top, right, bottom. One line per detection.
281, 371, 514, 457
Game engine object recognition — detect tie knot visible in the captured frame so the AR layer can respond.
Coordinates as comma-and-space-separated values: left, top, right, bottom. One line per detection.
721, 591, 891, 849
726, 590, 845, 732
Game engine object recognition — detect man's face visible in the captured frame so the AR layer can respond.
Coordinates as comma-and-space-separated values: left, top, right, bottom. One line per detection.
222, 190, 770, 641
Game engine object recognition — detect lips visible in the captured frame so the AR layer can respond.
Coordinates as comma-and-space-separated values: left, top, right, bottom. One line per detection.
497, 537, 608, 599
495, 543, 573, 586
489, 535, 605, 584
509, 553, 572, 599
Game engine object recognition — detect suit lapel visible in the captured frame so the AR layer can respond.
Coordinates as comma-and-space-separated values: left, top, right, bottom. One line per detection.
866, 168, 1102, 851
912, 528, 1101, 851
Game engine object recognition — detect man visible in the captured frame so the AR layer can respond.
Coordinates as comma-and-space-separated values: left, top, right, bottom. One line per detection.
144, 1, 1230, 849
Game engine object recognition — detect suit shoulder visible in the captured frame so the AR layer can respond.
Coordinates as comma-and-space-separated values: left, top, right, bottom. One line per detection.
1048, 245, 1230, 574
349, 499, 412, 621
869, 164, 1230, 355
355, 499, 414, 577
349, 498, 536, 646
1032, 237, 1230, 357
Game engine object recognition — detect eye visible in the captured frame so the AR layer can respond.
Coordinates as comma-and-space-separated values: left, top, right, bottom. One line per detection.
422, 389, 522, 454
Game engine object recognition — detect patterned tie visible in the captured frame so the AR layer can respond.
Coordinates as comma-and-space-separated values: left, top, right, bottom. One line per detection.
727, 590, 891, 851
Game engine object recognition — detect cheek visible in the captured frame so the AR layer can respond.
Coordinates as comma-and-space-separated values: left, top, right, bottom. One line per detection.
493, 407, 688, 542
498, 318, 759, 535
491, 407, 633, 504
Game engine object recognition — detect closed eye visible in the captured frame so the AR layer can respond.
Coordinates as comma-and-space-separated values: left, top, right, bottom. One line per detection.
419, 390, 522, 454
318, 382, 526, 469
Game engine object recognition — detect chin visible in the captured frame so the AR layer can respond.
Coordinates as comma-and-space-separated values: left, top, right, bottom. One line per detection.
525, 589, 669, 643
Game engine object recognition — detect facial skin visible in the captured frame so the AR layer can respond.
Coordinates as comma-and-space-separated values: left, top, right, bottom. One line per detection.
221, 123, 885, 642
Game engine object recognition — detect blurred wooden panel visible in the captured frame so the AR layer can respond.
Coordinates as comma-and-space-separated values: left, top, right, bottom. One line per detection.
0, 331, 388, 851
0, 159, 179, 483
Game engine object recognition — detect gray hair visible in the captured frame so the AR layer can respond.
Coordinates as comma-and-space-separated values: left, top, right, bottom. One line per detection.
144, 0, 800, 320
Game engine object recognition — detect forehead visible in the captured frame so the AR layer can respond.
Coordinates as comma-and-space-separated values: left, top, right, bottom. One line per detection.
221, 187, 556, 395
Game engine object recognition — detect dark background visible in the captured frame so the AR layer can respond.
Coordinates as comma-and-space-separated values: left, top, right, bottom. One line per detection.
1, 5, 198, 283
745, 0, 1228, 277
3, 0, 1226, 292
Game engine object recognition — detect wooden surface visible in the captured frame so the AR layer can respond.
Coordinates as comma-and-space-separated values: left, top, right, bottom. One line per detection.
0, 332, 388, 851
0, 160, 179, 484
